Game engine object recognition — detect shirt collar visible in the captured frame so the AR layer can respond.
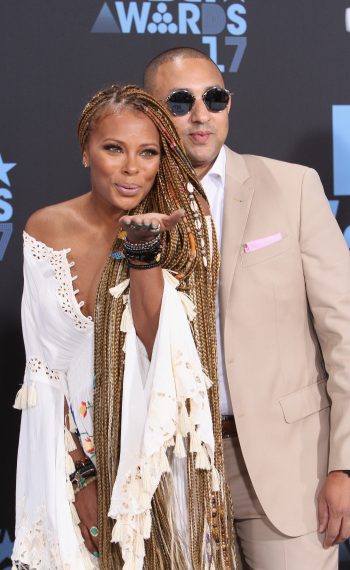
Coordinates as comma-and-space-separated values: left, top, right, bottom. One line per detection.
203, 146, 226, 185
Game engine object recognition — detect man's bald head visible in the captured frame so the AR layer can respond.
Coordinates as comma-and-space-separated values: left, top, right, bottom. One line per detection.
143, 47, 230, 179
143, 47, 222, 92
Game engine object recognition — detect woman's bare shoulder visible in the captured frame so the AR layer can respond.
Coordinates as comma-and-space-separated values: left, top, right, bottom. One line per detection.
25, 195, 88, 250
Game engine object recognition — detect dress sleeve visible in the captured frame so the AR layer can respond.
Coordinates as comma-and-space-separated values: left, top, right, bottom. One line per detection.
107, 271, 217, 568
12, 244, 97, 570
300, 168, 350, 472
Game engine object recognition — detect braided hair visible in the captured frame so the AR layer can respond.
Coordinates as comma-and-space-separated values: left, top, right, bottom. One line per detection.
78, 85, 236, 570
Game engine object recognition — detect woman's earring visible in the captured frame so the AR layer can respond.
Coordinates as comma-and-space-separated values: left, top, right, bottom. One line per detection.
83, 159, 88, 168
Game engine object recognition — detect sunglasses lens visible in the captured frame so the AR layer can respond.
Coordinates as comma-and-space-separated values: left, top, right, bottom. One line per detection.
204, 88, 230, 112
167, 90, 194, 116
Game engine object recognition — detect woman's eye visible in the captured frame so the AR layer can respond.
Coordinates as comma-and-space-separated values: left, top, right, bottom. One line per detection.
141, 148, 159, 157
103, 144, 122, 152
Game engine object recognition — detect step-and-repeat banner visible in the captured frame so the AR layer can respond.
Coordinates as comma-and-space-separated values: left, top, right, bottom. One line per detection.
1, 2, 350, 567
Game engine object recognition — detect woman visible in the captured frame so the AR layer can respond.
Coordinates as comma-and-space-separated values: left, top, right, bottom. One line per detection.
12, 85, 236, 570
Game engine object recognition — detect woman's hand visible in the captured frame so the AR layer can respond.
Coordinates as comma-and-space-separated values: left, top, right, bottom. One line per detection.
120, 209, 184, 242
75, 479, 99, 558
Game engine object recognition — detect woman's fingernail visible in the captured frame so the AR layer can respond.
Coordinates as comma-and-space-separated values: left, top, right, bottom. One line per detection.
92, 551, 99, 558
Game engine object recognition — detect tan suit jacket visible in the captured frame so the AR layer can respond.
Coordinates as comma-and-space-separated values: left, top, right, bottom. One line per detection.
220, 147, 350, 537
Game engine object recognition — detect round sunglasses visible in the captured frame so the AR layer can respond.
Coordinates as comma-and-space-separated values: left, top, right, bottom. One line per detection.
165, 86, 232, 116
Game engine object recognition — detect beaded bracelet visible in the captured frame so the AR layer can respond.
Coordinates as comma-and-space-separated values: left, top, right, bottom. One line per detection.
70, 457, 96, 486
73, 474, 97, 495
124, 236, 162, 262
126, 258, 162, 270
124, 234, 161, 253
124, 251, 162, 264
124, 234, 163, 265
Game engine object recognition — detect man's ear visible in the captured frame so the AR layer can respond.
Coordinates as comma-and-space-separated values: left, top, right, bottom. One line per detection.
227, 94, 232, 115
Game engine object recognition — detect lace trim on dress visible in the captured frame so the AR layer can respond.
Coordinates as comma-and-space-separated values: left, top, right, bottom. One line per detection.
26, 356, 62, 382
23, 232, 93, 331
12, 506, 63, 569
23, 231, 51, 261
13, 357, 65, 410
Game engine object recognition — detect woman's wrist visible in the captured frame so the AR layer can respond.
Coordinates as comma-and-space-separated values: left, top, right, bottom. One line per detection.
70, 456, 97, 495
123, 233, 163, 268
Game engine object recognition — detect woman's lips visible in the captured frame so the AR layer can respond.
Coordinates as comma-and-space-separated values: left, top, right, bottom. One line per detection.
114, 184, 139, 197
189, 131, 211, 144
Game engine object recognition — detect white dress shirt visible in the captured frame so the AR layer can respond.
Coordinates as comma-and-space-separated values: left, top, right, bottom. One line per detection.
201, 148, 233, 415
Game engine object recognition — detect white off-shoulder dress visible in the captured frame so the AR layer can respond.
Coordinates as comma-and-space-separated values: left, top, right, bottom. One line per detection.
12, 229, 218, 570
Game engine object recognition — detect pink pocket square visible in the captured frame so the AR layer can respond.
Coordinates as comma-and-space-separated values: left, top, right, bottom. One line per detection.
244, 232, 283, 253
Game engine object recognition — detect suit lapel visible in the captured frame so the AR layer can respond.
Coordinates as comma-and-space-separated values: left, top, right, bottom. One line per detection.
219, 148, 254, 329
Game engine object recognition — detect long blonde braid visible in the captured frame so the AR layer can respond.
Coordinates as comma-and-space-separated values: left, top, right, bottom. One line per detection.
78, 85, 236, 569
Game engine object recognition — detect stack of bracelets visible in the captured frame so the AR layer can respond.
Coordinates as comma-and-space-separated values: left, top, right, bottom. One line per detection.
70, 457, 97, 495
123, 233, 163, 270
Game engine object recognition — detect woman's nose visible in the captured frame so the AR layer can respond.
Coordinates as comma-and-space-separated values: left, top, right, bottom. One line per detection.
122, 155, 139, 174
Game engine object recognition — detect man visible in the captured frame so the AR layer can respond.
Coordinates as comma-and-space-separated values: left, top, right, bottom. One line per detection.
144, 48, 350, 569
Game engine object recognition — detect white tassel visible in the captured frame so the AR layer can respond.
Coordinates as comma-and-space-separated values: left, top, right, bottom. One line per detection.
81, 547, 95, 569
179, 403, 191, 436
178, 291, 196, 321
174, 432, 187, 459
135, 532, 145, 557
162, 269, 179, 288
66, 480, 75, 502
65, 452, 75, 476
109, 278, 130, 299
70, 503, 81, 524
68, 408, 77, 432
159, 449, 171, 473
74, 523, 85, 545
120, 304, 132, 333
112, 518, 123, 542
167, 436, 175, 447
211, 465, 221, 493
13, 385, 27, 409
64, 426, 77, 452
190, 429, 202, 453
195, 446, 211, 470
211, 465, 221, 492
13, 383, 37, 410
202, 371, 213, 390
123, 551, 136, 570
142, 510, 152, 539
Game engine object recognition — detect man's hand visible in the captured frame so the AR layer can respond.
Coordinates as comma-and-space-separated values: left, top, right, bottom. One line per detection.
318, 471, 350, 547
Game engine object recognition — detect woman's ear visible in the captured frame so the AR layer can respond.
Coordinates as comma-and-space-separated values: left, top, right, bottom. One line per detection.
82, 151, 89, 168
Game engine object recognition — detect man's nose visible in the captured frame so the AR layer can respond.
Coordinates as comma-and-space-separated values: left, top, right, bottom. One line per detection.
189, 97, 211, 123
